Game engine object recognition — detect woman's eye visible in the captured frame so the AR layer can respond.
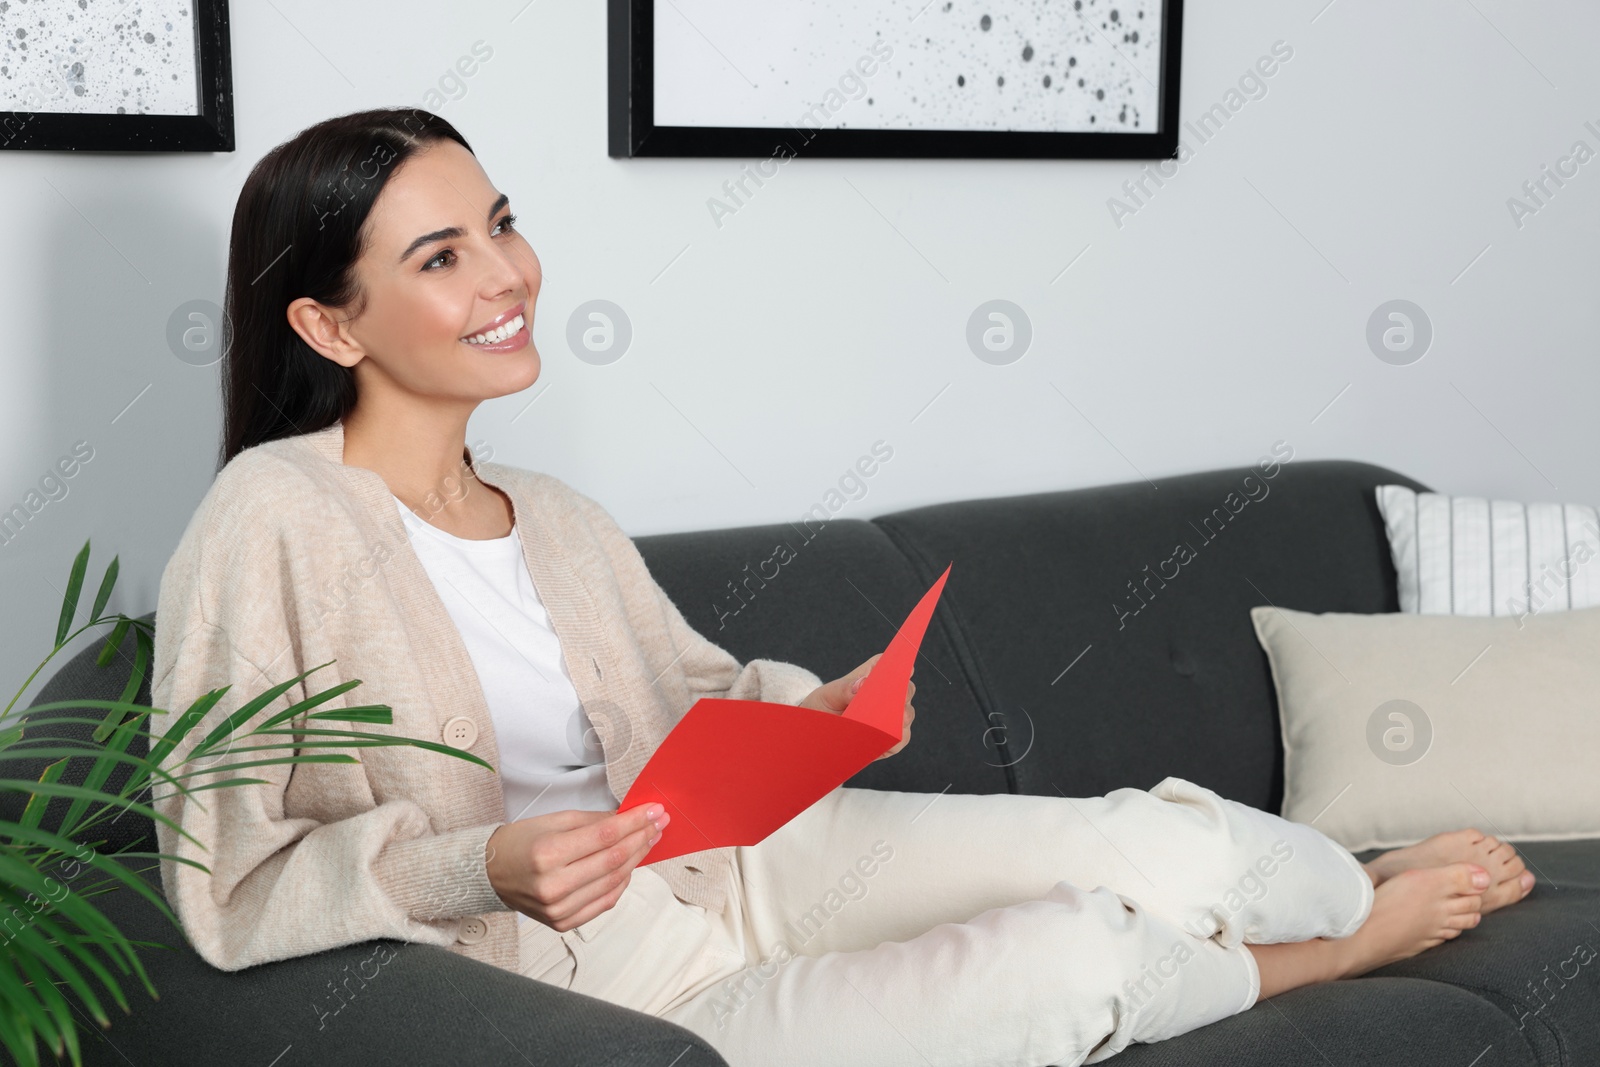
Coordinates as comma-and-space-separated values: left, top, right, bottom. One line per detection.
423, 214, 518, 271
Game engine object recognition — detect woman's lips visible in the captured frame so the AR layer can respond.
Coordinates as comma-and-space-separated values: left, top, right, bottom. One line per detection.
462, 300, 526, 339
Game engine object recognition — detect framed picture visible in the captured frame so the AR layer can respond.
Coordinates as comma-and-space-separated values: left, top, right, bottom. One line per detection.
609, 0, 1182, 160
0, 0, 233, 152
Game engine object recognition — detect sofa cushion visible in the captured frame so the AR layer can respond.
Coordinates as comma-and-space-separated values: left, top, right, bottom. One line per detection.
56, 862, 730, 1067
1353, 841, 1600, 1067
869, 459, 1429, 812
1251, 603, 1600, 852
1115, 974, 1538, 1066
1374, 484, 1600, 617
635, 516, 1011, 797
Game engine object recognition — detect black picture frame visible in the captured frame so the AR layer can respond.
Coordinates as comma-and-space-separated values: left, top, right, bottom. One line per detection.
609, 0, 1183, 160
0, 0, 234, 153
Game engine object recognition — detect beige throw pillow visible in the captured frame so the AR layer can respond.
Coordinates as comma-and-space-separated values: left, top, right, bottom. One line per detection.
1250, 603, 1600, 851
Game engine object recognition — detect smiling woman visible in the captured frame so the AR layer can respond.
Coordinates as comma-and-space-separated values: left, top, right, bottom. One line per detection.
220, 109, 542, 511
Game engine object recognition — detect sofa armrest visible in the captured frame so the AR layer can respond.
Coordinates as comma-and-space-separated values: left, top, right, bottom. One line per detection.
58, 863, 728, 1067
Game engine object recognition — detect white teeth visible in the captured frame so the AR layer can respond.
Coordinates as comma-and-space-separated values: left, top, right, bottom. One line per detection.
462, 313, 525, 345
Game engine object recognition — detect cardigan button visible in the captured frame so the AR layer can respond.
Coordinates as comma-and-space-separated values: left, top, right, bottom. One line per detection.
457, 916, 489, 945
441, 716, 479, 750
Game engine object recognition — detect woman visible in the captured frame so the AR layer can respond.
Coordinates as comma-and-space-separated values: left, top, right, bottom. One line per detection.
151, 107, 1534, 1067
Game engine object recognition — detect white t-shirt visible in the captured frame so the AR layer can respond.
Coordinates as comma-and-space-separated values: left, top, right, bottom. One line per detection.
392, 495, 618, 922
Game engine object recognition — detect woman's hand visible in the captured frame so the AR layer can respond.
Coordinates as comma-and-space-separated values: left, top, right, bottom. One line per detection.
485, 804, 668, 932
797, 652, 916, 760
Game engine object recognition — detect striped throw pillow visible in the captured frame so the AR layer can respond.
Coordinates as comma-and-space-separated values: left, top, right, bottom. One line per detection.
1375, 485, 1600, 620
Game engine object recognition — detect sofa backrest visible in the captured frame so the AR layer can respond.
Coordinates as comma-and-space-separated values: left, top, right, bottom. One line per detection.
641, 458, 1429, 814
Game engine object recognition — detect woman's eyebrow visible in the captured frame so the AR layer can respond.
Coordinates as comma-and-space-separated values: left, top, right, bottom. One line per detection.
398, 192, 511, 264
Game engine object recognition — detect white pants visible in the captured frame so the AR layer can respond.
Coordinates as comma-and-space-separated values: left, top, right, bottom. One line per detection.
518, 777, 1375, 1067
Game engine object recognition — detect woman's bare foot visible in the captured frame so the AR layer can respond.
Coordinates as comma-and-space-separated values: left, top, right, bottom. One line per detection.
1328, 863, 1486, 979
1247, 863, 1488, 1000
1361, 828, 1535, 914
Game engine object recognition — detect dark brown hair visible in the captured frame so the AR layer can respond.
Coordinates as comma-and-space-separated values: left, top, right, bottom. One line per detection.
218, 107, 473, 470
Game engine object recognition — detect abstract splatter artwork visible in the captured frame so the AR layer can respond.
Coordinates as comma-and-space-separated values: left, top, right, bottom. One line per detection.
0, 0, 199, 115
653, 0, 1165, 134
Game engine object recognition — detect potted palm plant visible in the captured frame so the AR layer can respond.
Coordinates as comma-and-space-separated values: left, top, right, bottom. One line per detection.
0, 540, 495, 1067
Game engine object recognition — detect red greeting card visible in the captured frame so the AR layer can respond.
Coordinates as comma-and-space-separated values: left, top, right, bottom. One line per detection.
621, 561, 953, 865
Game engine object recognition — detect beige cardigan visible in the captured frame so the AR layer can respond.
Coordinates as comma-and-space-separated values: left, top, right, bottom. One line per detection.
150, 419, 823, 975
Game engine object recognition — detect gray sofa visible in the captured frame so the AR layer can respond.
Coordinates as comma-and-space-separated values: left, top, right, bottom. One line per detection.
11, 459, 1598, 1066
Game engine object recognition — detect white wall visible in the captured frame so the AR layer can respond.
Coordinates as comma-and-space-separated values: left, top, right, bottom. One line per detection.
1, 0, 1595, 703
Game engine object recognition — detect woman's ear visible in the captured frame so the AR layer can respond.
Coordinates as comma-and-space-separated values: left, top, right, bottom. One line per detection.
287, 296, 363, 369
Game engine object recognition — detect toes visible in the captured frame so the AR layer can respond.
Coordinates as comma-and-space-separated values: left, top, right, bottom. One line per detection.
1483, 838, 1517, 867
1483, 873, 1519, 900
1445, 910, 1483, 930
1443, 861, 1491, 894
1495, 849, 1526, 877
1479, 870, 1537, 913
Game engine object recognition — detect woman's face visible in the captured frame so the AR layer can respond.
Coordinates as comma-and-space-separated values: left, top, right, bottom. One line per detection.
297, 137, 543, 406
